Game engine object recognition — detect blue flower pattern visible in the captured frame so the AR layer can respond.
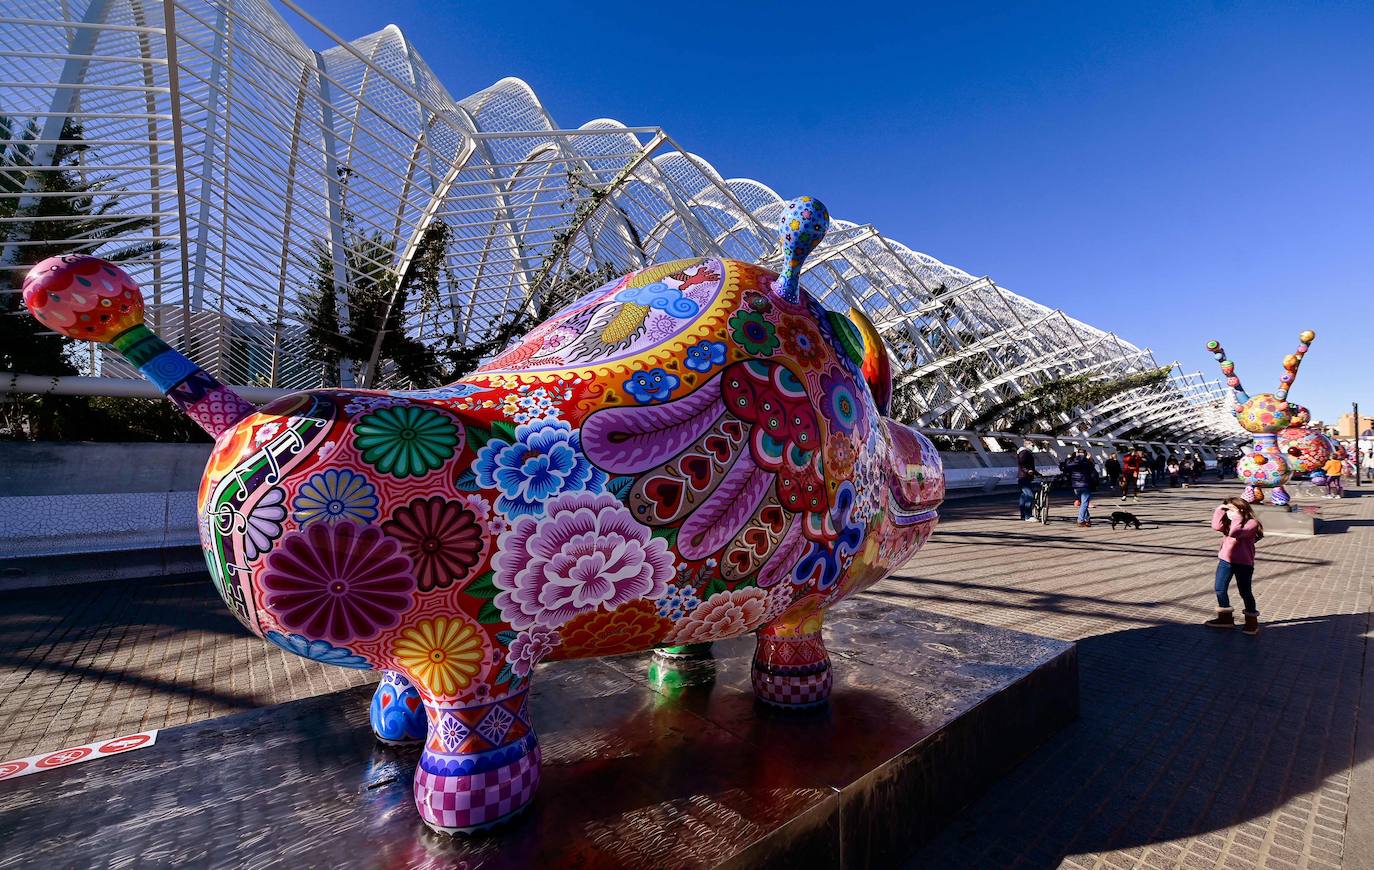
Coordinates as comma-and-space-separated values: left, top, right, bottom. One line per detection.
685, 340, 727, 373
624, 368, 680, 403
266, 631, 372, 669
473, 418, 607, 518
292, 468, 379, 525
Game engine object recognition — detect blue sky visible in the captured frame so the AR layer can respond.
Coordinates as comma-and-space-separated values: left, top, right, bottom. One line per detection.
285, 0, 1373, 424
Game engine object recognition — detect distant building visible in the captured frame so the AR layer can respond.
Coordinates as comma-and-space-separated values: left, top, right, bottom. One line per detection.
1336, 413, 1374, 438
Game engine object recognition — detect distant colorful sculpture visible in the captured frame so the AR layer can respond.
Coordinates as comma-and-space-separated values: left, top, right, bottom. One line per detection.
1276, 403, 1338, 481
1205, 331, 1316, 505
22, 195, 944, 835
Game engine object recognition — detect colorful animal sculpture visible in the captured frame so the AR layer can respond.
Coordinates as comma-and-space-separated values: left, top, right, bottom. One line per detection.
1205, 331, 1316, 505
22, 196, 945, 835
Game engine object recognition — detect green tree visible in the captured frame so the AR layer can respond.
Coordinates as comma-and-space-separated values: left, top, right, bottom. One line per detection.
0, 117, 179, 439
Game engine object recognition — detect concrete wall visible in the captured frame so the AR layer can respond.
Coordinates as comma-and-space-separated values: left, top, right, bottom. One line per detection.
0, 442, 210, 590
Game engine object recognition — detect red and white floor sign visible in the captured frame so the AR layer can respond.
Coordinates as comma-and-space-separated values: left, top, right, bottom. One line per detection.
0, 730, 158, 782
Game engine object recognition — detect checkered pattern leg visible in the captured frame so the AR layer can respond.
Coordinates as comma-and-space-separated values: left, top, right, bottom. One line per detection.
412, 688, 540, 834
751, 629, 833, 710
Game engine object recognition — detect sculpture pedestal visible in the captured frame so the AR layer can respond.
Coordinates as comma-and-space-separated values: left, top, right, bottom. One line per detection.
1287, 481, 1347, 500
1255, 502, 1323, 537
0, 599, 1077, 868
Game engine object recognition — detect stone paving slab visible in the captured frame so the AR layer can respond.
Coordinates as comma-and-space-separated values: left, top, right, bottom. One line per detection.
873, 481, 1373, 870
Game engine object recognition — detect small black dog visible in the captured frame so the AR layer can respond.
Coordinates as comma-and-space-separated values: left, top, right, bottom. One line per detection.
1110, 511, 1143, 530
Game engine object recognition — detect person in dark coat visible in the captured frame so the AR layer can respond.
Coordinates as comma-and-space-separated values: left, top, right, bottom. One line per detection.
1104, 452, 1122, 492
1017, 444, 1037, 521
1062, 448, 1100, 527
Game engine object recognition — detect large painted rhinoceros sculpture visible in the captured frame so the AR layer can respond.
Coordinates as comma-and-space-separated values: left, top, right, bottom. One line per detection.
22, 196, 944, 834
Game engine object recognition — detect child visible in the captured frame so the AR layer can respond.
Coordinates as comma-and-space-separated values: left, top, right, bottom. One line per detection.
1167, 459, 1181, 487
1205, 498, 1263, 634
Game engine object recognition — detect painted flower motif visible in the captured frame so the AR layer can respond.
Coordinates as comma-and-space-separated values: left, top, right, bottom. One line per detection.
557, 599, 672, 658
655, 584, 702, 621
343, 394, 407, 416
624, 368, 680, 403
668, 588, 770, 645
506, 627, 560, 677
473, 418, 606, 518
260, 522, 413, 644
781, 315, 828, 369
353, 405, 460, 478
729, 310, 778, 356
393, 616, 488, 698
685, 340, 727, 373
819, 368, 862, 435
265, 631, 371, 669
492, 490, 674, 630
761, 584, 795, 626
292, 468, 379, 526
253, 420, 284, 446
826, 432, 858, 481
382, 496, 484, 592
243, 487, 286, 560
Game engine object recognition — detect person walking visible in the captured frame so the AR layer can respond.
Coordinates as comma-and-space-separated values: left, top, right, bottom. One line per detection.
1017, 443, 1037, 521
1120, 449, 1142, 502
1179, 457, 1192, 488
1322, 455, 1344, 498
1167, 458, 1181, 487
1205, 498, 1264, 634
1063, 448, 1099, 527
1104, 452, 1122, 493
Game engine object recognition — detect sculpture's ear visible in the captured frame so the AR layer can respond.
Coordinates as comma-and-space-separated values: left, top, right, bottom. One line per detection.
846, 306, 893, 415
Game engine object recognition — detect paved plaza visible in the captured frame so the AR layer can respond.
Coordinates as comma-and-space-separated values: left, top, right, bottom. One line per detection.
1, 479, 1371, 869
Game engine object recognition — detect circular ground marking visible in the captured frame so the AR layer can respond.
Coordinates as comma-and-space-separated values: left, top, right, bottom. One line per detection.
0, 761, 28, 780
36, 747, 93, 768
98, 734, 152, 754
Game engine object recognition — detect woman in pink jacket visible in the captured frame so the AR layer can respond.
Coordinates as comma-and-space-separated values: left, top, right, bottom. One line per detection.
1206, 498, 1264, 634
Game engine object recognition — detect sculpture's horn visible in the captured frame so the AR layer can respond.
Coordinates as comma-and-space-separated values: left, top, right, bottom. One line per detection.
1274, 330, 1315, 402
847, 305, 893, 415
22, 254, 257, 437
1205, 339, 1250, 408
775, 195, 828, 304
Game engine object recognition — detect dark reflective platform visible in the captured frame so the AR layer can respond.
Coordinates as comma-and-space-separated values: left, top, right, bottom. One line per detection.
0, 600, 1076, 868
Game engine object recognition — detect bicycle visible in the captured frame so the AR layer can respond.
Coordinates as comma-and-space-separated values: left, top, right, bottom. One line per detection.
1032, 473, 1061, 525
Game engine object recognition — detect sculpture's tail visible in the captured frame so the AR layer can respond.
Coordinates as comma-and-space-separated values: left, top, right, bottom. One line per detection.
22, 255, 257, 438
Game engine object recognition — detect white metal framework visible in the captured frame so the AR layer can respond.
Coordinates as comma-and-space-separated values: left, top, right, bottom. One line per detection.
0, 0, 1243, 445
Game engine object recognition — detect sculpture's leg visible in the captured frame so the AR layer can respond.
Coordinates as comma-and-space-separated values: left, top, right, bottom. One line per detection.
751, 622, 832, 710
369, 670, 426, 745
413, 686, 539, 835
1269, 485, 1291, 507
653, 642, 713, 660
1243, 484, 1261, 504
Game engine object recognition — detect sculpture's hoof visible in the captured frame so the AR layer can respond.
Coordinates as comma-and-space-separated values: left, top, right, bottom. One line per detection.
751, 631, 832, 710
414, 744, 541, 835
370, 671, 426, 745
413, 689, 539, 835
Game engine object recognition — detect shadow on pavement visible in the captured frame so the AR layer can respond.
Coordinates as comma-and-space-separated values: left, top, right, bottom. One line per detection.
913, 612, 1370, 868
